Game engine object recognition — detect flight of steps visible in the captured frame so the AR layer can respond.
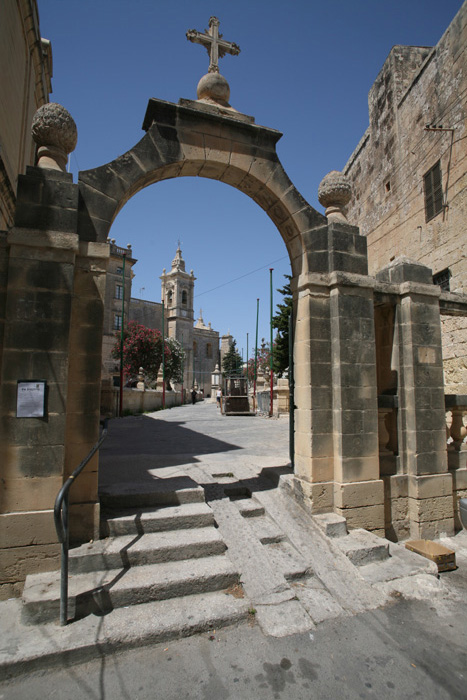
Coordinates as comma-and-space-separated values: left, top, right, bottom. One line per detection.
21, 481, 247, 630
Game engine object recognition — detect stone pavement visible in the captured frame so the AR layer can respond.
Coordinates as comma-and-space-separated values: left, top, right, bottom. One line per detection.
1, 400, 466, 678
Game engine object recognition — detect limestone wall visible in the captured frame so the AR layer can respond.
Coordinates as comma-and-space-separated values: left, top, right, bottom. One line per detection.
344, 3, 467, 393
101, 385, 182, 416
0, 0, 52, 230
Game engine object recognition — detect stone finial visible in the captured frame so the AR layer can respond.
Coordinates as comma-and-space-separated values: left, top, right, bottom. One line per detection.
31, 103, 77, 172
187, 17, 239, 108
197, 72, 231, 107
318, 170, 352, 222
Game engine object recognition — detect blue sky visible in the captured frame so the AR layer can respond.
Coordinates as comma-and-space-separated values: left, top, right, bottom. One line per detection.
38, 0, 463, 358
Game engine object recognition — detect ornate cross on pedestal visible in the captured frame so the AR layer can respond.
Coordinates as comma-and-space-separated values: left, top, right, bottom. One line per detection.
186, 17, 240, 74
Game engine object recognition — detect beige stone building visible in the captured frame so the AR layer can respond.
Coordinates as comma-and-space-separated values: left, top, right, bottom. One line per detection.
0, 0, 52, 230
101, 243, 220, 396
344, 2, 467, 393
101, 240, 137, 379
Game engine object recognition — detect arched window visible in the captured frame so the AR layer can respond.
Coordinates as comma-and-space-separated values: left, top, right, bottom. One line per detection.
167, 289, 173, 306
206, 343, 212, 358
182, 290, 188, 306
193, 341, 197, 355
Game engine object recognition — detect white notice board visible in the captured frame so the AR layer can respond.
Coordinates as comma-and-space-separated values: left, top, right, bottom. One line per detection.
16, 381, 47, 418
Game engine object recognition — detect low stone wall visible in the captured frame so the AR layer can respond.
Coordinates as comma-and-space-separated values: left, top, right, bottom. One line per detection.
255, 383, 290, 416
101, 385, 183, 417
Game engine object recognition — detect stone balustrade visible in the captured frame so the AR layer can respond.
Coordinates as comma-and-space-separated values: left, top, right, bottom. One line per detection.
445, 395, 467, 453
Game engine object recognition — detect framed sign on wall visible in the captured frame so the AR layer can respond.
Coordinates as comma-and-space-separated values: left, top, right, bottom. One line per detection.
16, 381, 47, 418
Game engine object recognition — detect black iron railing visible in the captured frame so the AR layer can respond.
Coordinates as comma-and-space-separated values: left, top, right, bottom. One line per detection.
54, 419, 108, 626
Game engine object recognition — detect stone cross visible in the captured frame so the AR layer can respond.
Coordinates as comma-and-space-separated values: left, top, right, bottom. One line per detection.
186, 17, 240, 74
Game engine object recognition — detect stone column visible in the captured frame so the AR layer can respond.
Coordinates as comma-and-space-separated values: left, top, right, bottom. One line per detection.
64, 241, 109, 543
0, 104, 80, 597
377, 258, 454, 538
293, 277, 334, 512
293, 172, 383, 532
329, 276, 383, 533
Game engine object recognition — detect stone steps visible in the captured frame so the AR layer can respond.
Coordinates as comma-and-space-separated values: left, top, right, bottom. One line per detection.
334, 528, 390, 566
102, 502, 215, 536
21, 480, 241, 630
234, 497, 265, 518
99, 478, 205, 509
1, 592, 250, 679
22, 554, 239, 625
68, 527, 226, 573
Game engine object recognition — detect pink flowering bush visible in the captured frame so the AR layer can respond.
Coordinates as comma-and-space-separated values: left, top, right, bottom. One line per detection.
112, 321, 185, 385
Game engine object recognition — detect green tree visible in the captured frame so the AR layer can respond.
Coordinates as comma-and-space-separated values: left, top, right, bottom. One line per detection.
164, 337, 185, 386
272, 275, 292, 376
222, 340, 243, 376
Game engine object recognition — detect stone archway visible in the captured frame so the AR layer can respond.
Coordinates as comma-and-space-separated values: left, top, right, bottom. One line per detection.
72, 97, 383, 529
1, 97, 392, 594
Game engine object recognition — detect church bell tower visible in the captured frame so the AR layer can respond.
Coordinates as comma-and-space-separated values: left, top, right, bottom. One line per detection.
160, 246, 196, 388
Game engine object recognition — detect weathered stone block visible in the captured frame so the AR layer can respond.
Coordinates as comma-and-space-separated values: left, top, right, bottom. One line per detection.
0, 510, 56, 548
410, 517, 454, 539
69, 502, 100, 544
3, 445, 64, 479
0, 476, 63, 512
450, 467, 467, 490
383, 474, 408, 499
335, 455, 380, 483
385, 495, 408, 522
0, 543, 59, 591
408, 495, 453, 522
335, 503, 384, 531
408, 473, 453, 499
411, 450, 448, 475
291, 477, 334, 513
334, 479, 384, 508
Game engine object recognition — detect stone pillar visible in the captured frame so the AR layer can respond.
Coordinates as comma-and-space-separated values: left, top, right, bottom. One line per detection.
377, 258, 454, 538
0, 103, 82, 597
330, 276, 384, 534
0, 169, 79, 596
293, 172, 383, 532
64, 241, 109, 543
293, 278, 334, 512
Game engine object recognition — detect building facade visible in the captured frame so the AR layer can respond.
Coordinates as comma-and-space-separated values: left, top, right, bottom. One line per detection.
101, 241, 137, 379
343, 2, 467, 393
0, 0, 53, 231
101, 244, 220, 396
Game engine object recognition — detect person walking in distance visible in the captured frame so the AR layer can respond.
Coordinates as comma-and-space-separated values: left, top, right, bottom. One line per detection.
191, 387, 197, 405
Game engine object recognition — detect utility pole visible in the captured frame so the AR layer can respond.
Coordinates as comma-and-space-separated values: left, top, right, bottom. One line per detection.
269, 268, 274, 417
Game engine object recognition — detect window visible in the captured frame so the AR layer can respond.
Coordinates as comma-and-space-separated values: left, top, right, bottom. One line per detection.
114, 314, 122, 330
193, 341, 197, 355
182, 290, 188, 306
116, 267, 123, 275
167, 290, 173, 306
206, 343, 212, 358
115, 284, 123, 300
424, 161, 443, 222
433, 268, 451, 291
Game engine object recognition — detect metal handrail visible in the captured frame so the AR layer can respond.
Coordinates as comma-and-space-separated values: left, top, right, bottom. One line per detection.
54, 419, 108, 626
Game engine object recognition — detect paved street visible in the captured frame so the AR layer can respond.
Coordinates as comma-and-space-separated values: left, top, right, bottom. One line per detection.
1, 401, 466, 699
1, 596, 466, 699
